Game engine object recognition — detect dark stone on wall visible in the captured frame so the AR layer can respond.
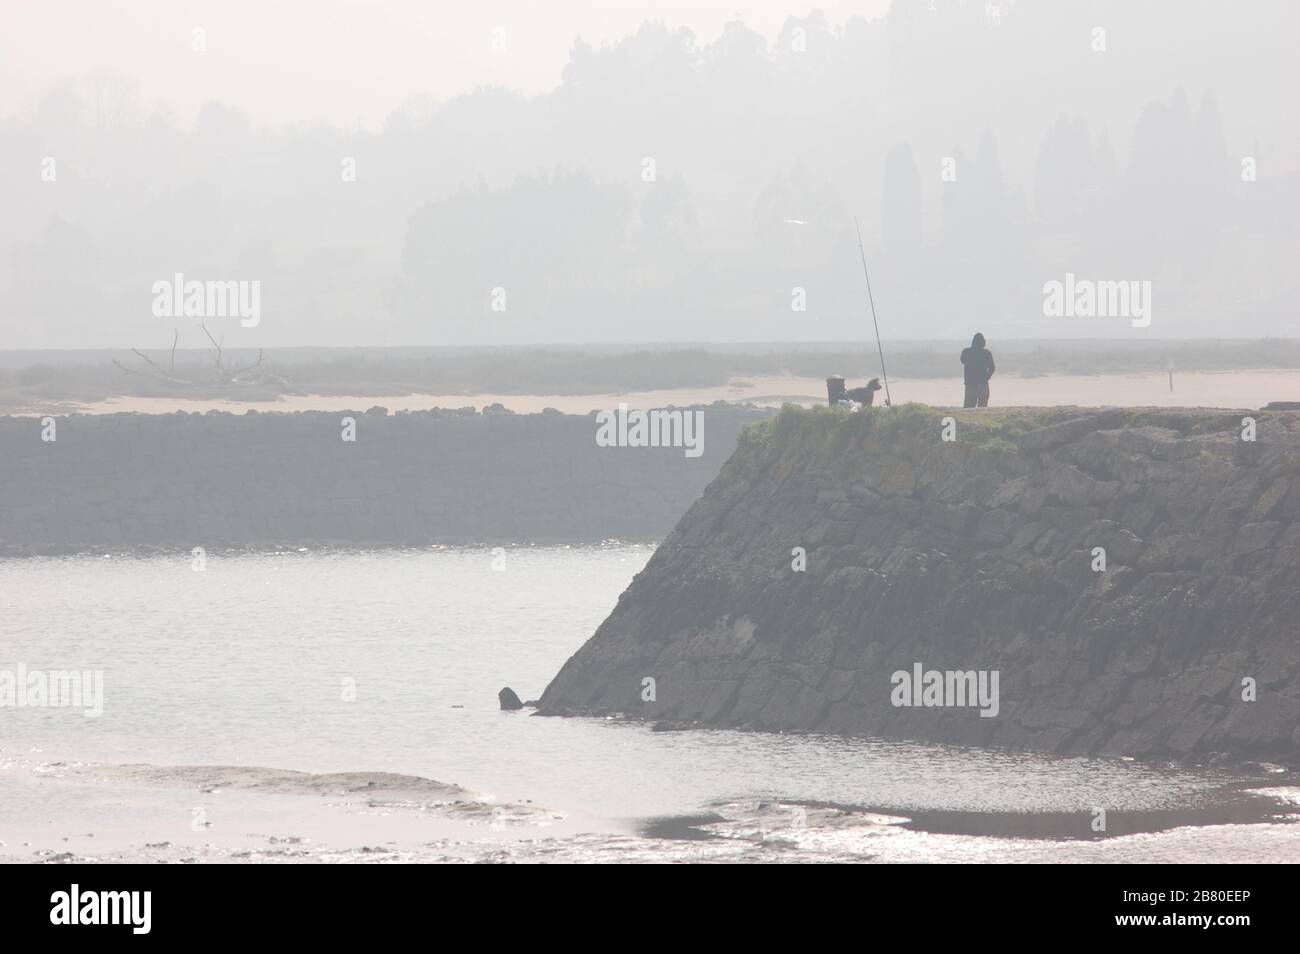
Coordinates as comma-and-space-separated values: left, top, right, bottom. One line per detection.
0, 404, 770, 553
539, 406, 1300, 764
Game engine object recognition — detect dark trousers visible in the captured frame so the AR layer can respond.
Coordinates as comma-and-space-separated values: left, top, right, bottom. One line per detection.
963, 382, 989, 408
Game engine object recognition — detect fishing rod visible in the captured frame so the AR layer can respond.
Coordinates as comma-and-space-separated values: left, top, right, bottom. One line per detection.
853, 216, 892, 407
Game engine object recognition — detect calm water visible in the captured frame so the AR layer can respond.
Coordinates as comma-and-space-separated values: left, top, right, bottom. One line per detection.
2, 546, 1297, 862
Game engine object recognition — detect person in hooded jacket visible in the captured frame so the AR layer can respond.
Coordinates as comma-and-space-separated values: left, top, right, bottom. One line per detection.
960, 333, 995, 408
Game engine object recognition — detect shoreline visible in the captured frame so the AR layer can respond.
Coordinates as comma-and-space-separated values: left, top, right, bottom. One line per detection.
4, 747, 1298, 864
6, 368, 1300, 417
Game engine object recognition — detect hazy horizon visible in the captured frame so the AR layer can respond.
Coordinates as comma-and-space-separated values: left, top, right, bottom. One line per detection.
2, 0, 1296, 350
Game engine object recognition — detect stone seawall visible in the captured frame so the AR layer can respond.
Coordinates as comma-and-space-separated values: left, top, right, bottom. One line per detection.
0, 404, 771, 552
540, 406, 1300, 763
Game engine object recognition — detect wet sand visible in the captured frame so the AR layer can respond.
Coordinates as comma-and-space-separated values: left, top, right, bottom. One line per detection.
0, 753, 609, 864
19, 369, 1300, 416
4, 752, 1298, 863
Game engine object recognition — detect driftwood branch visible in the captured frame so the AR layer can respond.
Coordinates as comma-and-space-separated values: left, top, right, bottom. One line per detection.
200, 323, 223, 372
130, 347, 172, 378
113, 328, 278, 391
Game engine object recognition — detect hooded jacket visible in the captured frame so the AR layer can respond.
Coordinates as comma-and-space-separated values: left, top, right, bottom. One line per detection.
960, 334, 995, 387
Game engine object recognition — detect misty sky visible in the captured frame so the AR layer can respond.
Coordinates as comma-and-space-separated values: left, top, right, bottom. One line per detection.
1, 0, 891, 128
1, 1, 1296, 349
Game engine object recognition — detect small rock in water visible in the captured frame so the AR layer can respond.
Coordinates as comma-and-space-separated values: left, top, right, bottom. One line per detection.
498, 687, 524, 711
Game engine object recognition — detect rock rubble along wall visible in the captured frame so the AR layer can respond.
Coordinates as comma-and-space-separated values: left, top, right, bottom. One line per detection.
540, 406, 1300, 763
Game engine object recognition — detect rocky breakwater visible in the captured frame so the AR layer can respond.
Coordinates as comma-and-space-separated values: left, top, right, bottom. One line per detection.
0, 403, 771, 552
540, 405, 1300, 763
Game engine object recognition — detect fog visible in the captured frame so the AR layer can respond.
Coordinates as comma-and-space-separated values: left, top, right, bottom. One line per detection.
1, 0, 1296, 349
